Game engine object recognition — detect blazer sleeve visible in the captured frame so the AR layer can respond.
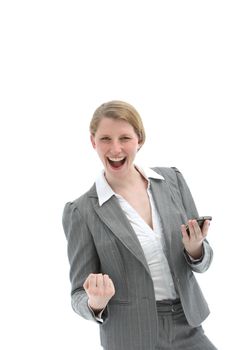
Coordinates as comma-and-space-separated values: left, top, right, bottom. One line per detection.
62, 201, 108, 324
172, 167, 214, 273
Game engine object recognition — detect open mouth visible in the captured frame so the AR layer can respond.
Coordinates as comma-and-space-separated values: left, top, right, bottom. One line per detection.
107, 157, 126, 169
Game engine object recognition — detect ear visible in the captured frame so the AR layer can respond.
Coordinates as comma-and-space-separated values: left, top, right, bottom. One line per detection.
137, 141, 142, 151
90, 134, 96, 149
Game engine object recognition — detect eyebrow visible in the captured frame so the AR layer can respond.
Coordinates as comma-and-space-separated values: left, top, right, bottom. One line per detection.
99, 133, 133, 137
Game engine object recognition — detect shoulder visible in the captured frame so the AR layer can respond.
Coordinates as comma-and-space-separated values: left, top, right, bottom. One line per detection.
150, 167, 188, 192
62, 184, 98, 236
63, 184, 97, 216
151, 166, 182, 179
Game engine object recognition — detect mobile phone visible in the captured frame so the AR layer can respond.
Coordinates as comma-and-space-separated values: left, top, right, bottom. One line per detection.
185, 216, 212, 236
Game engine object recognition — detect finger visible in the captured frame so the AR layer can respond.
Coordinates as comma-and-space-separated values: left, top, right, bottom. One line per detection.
108, 278, 115, 294
103, 274, 111, 287
96, 273, 104, 288
83, 278, 89, 290
202, 220, 210, 237
83, 273, 94, 290
192, 220, 203, 239
103, 274, 114, 289
104, 275, 115, 295
181, 224, 189, 241
188, 220, 196, 239
89, 273, 98, 289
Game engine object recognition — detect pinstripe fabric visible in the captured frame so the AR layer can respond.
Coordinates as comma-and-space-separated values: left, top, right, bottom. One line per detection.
155, 300, 217, 350
62, 167, 214, 350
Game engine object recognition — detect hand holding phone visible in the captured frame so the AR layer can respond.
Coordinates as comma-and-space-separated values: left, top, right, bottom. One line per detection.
186, 216, 212, 236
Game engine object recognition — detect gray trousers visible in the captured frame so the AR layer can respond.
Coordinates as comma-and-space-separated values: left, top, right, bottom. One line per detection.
103, 300, 217, 350
156, 299, 217, 350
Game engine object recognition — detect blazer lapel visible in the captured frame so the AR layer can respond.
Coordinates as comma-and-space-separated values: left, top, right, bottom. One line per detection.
149, 178, 173, 257
88, 186, 151, 276
149, 175, 187, 267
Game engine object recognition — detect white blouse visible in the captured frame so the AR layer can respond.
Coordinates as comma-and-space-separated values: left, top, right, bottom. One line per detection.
95, 166, 178, 301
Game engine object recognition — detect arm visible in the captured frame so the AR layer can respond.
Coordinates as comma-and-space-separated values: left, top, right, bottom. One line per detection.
62, 201, 109, 323
172, 167, 214, 273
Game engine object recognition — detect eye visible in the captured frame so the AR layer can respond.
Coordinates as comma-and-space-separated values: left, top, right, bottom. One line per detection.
100, 137, 111, 142
120, 136, 131, 141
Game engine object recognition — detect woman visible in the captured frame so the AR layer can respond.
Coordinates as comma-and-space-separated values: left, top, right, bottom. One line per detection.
62, 100, 217, 350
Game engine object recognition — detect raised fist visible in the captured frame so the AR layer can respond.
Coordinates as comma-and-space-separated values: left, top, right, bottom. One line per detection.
83, 273, 115, 313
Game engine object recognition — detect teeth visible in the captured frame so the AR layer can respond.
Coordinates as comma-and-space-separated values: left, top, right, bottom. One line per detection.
108, 157, 125, 162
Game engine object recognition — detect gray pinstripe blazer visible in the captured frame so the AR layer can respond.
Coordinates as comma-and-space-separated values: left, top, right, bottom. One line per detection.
62, 167, 213, 350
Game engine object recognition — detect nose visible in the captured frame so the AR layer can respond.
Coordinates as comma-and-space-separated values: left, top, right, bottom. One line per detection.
110, 140, 122, 155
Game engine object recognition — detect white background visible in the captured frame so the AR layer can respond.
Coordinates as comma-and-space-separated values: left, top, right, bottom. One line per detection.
0, 1, 232, 349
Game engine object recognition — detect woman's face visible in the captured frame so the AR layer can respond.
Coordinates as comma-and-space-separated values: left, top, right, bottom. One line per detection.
91, 117, 141, 178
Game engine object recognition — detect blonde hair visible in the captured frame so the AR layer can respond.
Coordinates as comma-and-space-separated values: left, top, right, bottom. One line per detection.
89, 100, 146, 146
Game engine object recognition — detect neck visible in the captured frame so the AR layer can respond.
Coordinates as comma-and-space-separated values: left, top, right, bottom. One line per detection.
105, 165, 147, 192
